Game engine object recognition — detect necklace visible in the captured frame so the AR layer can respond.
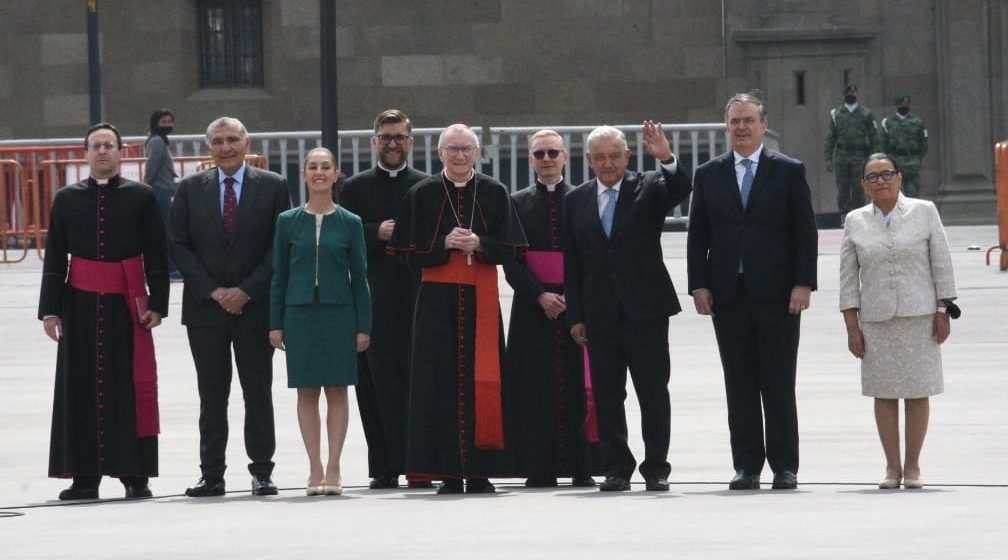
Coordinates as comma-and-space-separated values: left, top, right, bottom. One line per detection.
442, 172, 478, 265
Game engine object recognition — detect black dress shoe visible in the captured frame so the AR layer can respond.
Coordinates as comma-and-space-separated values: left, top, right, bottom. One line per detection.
58, 484, 99, 500
124, 484, 153, 499
599, 476, 631, 492
185, 477, 225, 497
772, 470, 798, 490
407, 480, 434, 489
251, 475, 278, 496
571, 476, 597, 488
436, 479, 464, 495
645, 477, 670, 491
729, 470, 760, 490
465, 478, 496, 494
369, 476, 399, 489
524, 477, 558, 488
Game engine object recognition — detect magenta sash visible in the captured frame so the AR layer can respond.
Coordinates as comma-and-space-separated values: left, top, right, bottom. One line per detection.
526, 250, 563, 285
582, 346, 600, 443
68, 255, 159, 438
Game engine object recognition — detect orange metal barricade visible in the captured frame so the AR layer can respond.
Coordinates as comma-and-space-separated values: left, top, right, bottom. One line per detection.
0, 159, 30, 263
988, 142, 1008, 270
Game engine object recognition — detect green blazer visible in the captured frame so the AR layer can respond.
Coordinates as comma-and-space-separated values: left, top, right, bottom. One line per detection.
270, 205, 371, 333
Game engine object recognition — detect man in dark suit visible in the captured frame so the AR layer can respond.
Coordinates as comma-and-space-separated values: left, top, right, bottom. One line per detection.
563, 123, 692, 492
170, 117, 291, 497
687, 93, 818, 490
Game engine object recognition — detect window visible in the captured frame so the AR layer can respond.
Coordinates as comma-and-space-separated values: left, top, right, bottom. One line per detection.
198, 0, 264, 88
794, 71, 806, 106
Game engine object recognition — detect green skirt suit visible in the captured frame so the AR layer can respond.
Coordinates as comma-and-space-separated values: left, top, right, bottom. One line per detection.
270, 205, 371, 387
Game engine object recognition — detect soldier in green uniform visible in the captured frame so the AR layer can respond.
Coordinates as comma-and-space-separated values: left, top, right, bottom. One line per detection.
880, 94, 928, 197
824, 84, 879, 219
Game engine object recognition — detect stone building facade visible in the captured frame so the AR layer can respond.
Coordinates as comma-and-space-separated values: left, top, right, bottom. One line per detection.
0, 0, 1002, 223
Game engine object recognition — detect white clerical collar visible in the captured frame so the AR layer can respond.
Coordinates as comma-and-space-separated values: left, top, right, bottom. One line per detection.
845, 102, 859, 112
94, 178, 110, 185
378, 161, 408, 178
539, 176, 563, 192
443, 169, 475, 188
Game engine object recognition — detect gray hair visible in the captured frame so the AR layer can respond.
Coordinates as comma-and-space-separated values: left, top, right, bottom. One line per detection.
585, 125, 627, 153
437, 124, 480, 149
205, 117, 249, 142
724, 93, 767, 122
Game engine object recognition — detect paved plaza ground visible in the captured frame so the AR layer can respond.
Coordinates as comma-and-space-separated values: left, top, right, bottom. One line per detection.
1, 226, 1006, 559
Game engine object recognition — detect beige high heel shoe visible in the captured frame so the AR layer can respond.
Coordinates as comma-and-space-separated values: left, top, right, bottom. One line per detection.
323, 477, 342, 496
306, 478, 325, 496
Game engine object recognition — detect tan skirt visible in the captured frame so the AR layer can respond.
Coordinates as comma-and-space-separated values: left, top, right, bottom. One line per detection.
860, 315, 944, 399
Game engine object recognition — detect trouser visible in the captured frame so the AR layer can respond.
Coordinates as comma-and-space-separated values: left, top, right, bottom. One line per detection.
712, 276, 800, 475
835, 156, 866, 216
187, 324, 276, 479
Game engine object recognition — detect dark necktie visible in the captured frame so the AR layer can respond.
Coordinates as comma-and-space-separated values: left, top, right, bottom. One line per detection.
223, 177, 237, 238
740, 159, 754, 210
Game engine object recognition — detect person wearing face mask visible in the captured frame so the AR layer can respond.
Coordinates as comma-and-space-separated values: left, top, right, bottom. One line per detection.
144, 108, 180, 280
824, 84, 880, 220
880, 95, 928, 198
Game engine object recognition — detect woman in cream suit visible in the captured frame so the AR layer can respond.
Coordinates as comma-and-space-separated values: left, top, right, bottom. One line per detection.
839, 153, 957, 490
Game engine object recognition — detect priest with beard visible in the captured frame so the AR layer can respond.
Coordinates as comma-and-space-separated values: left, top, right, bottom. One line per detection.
340, 109, 431, 490
39, 123, 169, 500
504, 130, 598, 488
389, 123, 527, 494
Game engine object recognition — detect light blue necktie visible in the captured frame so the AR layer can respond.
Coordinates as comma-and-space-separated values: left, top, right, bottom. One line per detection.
740, 159, 754, 210
601, 188, 617, 238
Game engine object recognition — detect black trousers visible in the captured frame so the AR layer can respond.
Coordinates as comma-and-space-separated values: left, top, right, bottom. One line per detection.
187, 323, 276, 479
585, 316, 671, 480
355, 353, 405, 479
712, 277, 800, 475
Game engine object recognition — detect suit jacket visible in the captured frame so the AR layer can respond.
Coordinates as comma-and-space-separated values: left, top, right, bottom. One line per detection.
169, 165, 291, 328
687, 148, 818, 304
564, 167, 691, 327
269, 205, 372, 333
838, 194, 957, 322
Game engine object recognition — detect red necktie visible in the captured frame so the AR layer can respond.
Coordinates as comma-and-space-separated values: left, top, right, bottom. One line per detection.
223, 177, 237, 238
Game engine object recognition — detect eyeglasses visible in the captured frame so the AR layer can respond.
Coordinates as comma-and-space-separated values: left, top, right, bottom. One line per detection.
863, 170, 898, 183
88, 142, 118, 152
442, 145, 477, 156
531, 149, 562, 160
375, 134, 411, 145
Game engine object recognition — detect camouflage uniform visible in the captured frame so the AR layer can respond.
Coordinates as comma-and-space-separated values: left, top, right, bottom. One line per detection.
881, 111, 928, 198
824, 103, 879, 216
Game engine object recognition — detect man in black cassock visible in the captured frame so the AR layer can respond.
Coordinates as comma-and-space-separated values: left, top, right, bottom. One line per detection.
340, 109, 431, 490
504, 130, 598, 488
39, 123, 169, 500
390, 124, 527, 494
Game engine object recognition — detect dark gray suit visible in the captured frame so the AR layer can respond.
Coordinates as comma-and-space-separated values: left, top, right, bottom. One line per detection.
687, 148, 817, 476
563, 166, 691, 481
170, 165, 290, 479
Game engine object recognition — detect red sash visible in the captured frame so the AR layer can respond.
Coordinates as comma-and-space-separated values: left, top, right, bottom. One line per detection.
525, 250, 563, 285
422, 251, 504, 450
68, 255, 159, 438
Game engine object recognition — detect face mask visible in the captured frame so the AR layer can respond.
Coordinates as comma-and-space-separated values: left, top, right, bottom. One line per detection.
157, 126, 174, 136
844, 95, 857, 104
896, 106, 910, 116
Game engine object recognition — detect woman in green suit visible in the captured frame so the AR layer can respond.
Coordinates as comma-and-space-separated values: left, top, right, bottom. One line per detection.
270, 147, 371, 496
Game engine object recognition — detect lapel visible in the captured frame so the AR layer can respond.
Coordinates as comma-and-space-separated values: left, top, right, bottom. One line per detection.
233, 165, 260, 240
609, 171, 637, 240
719, 154, 742, 213
203, 169, 226, 238
746, 148, 775, 215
